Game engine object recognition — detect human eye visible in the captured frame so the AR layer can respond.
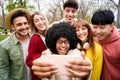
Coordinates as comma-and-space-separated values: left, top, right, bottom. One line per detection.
41, 17, 45, 20
82, 26, 87, 30
66, 9, 70, 12
17, 23, 22, 26
24, 22, 28, 25
57, 40, 63, 44
93, 26, 97, 29
65, 40, 70, 44
34, 19, 39, 23
72, 10, 76, 13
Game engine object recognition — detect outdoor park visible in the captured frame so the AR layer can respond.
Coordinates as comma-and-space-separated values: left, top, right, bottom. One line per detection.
0, 0, 119, 41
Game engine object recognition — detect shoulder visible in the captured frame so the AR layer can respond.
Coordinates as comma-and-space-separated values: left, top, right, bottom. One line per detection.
0, 35, 16, 49
93, 41, 103, 56
94, 41, 102, 49
31, 34, 41, 40
30, 34, 44, 44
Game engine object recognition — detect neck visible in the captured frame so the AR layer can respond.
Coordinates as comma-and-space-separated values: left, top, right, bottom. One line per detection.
15, 33, 29, 43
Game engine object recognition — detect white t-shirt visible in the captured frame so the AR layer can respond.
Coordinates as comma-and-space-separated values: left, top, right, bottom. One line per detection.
22, 39, 31, 80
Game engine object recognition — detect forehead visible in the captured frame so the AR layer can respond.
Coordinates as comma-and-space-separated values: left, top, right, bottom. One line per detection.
92, 24, 113, 30
58, 37, 68, 40
13, 16, 28, 23
64, 7, 77, 11
34, 14, 44, 19
74, 22, 86, 28
93, 24, 108, 27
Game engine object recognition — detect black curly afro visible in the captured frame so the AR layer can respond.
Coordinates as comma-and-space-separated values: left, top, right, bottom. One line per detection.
45, 22, 78, 54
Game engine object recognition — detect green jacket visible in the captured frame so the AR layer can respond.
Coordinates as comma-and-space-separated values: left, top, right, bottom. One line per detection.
0, 33, 27, 80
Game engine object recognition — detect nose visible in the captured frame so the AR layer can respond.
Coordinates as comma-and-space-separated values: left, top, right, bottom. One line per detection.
38, 19, 43, 23
61, 42, 66, 46
95, 28, 101, 34
68, 11, 74, 17
21, 24, 26, 28
77, 29, 83, 34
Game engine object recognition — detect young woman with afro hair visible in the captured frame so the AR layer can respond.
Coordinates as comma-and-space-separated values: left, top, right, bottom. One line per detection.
38, 22, 91, 80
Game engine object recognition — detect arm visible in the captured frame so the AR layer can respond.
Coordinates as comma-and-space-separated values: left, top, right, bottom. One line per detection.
0, 45, 9, 80
90, 43, 103, 80
26, 35, 46, 68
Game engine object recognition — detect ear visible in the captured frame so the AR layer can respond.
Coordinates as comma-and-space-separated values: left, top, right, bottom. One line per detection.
11, 25, 15, 30
110, 23, 114, 31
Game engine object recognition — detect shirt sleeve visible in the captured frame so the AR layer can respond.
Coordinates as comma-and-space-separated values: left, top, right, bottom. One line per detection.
0, 45, 9, 80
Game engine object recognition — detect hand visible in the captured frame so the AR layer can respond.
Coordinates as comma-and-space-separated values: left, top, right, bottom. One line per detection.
65, 57, 92, 78
42, 49, 52, 55
31, 58, 58, 78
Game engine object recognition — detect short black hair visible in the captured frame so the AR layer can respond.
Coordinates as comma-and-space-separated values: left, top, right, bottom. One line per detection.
91, 10, 114, 25
63, 0, 78, 10
11, 10, 28, 25
45, 22, 78, 54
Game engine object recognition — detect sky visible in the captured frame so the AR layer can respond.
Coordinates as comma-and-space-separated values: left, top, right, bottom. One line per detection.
0, 0, 118, 16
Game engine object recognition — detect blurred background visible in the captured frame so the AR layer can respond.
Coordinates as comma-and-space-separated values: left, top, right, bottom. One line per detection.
0, 0, 119, 40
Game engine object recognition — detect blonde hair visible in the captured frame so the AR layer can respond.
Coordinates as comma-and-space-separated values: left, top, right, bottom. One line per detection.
29, 11, 49, 36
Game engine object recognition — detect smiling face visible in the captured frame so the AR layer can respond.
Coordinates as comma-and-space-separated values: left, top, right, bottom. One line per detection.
56, 37, 70, 55
92, 24, 113, 41
33, 14, 47, 34
12, 16, 29, 37
76, 25, 88, 43
63, 7, 77, 25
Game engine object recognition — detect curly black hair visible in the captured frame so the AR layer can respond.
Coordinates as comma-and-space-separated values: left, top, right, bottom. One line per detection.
45, 22, 78, 54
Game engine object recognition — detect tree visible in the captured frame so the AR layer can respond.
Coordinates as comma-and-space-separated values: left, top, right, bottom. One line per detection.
109, 0, 120, 28
5, 0, 34, 12
0, 0, 7, 34
46, 0, 64, 23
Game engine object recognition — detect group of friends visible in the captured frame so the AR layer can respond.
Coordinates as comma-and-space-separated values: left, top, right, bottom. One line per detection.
0, 0, 120, 80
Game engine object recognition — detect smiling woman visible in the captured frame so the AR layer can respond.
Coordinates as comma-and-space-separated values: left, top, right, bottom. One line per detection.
26, 11, 49, 80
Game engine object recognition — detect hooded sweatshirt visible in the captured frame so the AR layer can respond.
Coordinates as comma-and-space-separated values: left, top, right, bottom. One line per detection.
96, 26, 120, 80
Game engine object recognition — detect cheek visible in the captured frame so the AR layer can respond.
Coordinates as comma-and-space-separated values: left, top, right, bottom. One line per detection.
76, 32, 80, 37
91, 28, 96, 33
56, 44, 59, 50
34, 22, 38, 27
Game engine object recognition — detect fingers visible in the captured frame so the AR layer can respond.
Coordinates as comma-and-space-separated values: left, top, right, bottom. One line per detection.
80, 51, 85, 59
65, 62, 91, 72
42, 49, 52, 55
32, 58, 54, 67
68, 58, 91, 66
66, 68, 89, 77
32, 62, 57, 72
65, 58, 92, 78
31, 58, 58, 78
33, 68, 58, 78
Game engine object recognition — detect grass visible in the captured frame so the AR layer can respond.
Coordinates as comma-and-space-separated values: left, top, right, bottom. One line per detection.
0, 35, 8, 41
0, 29, 9, 41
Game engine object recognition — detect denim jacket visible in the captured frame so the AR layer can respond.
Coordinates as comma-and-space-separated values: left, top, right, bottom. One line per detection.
0, 33, 28, 80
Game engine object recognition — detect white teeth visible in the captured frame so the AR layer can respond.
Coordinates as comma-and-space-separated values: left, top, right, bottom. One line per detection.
97, 34, 102, 38
61, 48, 65, 50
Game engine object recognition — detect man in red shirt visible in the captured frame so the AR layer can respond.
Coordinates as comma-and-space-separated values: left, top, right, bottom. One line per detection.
91, 10, 120, 80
